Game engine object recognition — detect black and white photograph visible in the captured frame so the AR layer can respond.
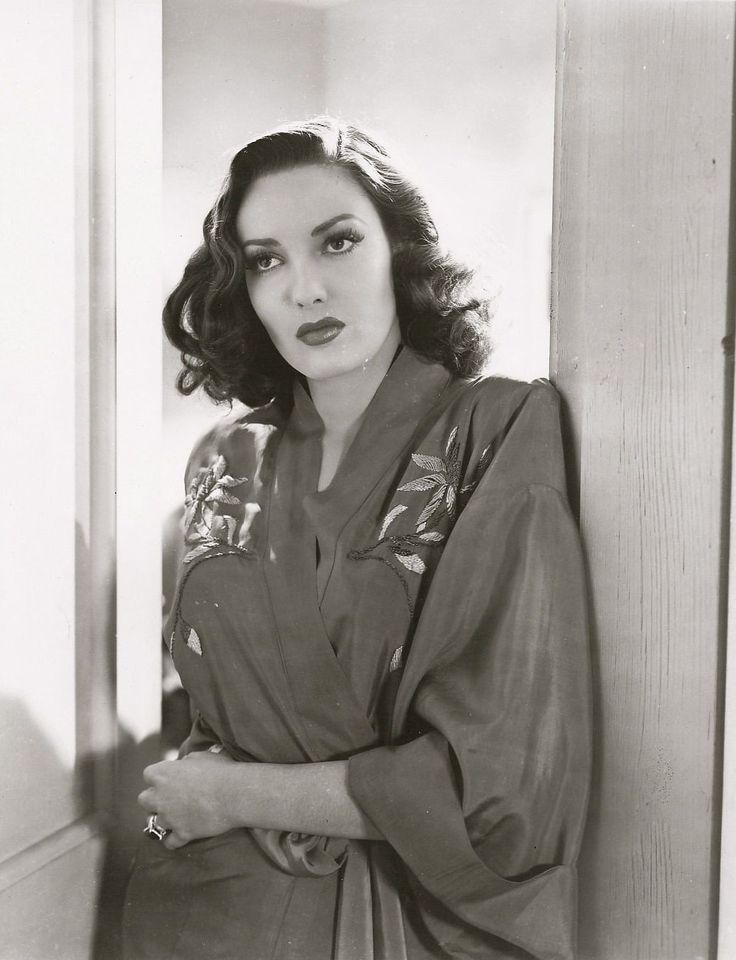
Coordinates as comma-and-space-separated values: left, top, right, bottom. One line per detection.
1, 1, 735, 959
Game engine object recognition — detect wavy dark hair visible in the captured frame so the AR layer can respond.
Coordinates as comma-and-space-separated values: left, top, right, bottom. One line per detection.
164, 116, 491, 408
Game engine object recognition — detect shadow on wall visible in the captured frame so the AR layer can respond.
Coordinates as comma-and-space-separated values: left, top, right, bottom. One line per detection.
91, 505, 191, 957
162, 505, 193, 756
0, 698, 158, 959
91, 726, 162, 960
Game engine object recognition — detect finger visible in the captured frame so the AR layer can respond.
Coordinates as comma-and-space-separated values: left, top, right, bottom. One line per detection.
163, 831, 187, 851
142, 761, 167, 784
137, 788, 157, 812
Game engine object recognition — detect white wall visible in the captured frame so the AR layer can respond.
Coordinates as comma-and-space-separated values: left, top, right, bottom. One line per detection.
0, 0, 81, 861
0, 1, 112, 955
162, 0, 556, 507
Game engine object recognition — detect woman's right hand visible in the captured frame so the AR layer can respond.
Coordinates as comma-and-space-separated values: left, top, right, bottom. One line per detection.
138, 750, 240, 849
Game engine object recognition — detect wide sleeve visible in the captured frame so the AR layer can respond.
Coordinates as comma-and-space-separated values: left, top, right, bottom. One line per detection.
347, 391, 591, 960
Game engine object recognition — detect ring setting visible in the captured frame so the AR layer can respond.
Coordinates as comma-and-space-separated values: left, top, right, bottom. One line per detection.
143, 813, 170, 841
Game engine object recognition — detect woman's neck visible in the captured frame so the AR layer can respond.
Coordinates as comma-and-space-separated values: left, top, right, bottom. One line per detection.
307, 328, 401, 489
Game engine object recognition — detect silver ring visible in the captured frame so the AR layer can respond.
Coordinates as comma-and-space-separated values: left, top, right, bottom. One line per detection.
143, 813, 170, 841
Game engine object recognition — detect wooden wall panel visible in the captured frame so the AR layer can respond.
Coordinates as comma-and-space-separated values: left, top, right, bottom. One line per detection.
551, 2, 735, 958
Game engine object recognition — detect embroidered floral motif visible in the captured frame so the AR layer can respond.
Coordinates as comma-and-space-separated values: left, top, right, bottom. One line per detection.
183, 454, 249, 562
398, 426, 462, 533
349, 426, 464, 612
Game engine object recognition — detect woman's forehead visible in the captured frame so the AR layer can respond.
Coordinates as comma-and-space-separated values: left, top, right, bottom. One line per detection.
236, 164, 378, 240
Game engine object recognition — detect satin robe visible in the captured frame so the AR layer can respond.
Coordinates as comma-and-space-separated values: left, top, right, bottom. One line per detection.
122, 347, 591, 960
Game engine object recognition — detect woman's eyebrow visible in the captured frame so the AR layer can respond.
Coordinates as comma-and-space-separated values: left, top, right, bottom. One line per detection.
242, 237, 281, 249
311, 213, 365, 236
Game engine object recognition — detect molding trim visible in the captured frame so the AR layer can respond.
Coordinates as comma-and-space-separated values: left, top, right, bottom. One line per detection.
0, 818, 103, 895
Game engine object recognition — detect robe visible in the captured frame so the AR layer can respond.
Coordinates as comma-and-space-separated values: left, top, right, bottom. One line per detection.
122, 346, 591, 960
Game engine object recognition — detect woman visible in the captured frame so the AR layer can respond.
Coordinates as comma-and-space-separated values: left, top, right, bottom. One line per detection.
123, 117, 591, 960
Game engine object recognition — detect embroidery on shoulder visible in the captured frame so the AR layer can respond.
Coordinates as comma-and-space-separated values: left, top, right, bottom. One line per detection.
183, 454, 250, 563
459, 442, 493, 504
349, 426, 461, 613
399, 426, 461, 530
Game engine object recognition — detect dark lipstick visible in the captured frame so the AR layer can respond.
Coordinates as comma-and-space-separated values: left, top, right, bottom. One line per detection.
296, 317, 345, 346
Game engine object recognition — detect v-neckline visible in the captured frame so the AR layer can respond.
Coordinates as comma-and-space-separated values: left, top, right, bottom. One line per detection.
291, 347, 454, 539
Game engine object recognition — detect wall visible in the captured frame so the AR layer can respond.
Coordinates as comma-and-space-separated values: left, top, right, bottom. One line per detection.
0, 0, 115, 955
551, 2, 735, 956
0, 0, 85, 860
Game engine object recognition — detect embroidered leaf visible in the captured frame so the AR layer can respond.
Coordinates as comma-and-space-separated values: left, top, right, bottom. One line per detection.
392, 534, 427, 547
395, 552, 426, 574
212, 455, 227, 479
389, 646, 404, 672
187, 517, 212, 543
210, 515, 237, 544
398, 473, 444, 493
446, 484, 457, 516
186, 627, 203, 656
189, 468, 207, 495
379, 504, 408, 539
419, 531, 444, 542
206, 488, 242, 505
411, 453, 443, 471
416, 487, 446, 529
445, 426, 459, 455
219, 474, 248, 488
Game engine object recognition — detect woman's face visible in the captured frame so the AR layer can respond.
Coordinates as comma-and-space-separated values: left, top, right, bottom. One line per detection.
236, 163, 400, 385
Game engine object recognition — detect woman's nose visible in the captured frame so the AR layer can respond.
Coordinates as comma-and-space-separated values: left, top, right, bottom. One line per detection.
288, 262, 326, 307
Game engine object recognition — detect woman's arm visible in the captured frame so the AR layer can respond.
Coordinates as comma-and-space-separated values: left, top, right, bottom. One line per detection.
138, 750, 383, 849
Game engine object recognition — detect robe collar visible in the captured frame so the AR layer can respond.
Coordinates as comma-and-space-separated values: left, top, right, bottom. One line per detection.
288, 345, 454, 539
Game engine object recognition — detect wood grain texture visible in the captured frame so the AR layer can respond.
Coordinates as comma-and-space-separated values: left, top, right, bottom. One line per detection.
551, 2, 735, 958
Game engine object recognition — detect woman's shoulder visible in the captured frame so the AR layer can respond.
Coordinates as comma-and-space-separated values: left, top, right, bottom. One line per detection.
438, 373, 566, 494
184, 401, 286, 487
449, 372, 560, 432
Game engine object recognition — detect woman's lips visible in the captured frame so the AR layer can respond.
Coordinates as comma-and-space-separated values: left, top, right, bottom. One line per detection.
296, 317, 345, 346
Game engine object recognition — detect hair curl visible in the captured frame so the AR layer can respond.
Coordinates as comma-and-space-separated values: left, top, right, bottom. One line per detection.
164, 117, 491, 408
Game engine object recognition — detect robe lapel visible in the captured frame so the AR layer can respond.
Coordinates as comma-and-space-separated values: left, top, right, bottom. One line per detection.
264, 394, 377, 759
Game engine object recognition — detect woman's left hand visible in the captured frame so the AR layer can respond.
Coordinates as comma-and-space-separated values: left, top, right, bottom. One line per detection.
138, 750, 239, 850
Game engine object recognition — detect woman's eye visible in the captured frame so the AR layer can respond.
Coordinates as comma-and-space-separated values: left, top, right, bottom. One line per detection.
245, 253, 280, 274
324, 231, 363, 255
